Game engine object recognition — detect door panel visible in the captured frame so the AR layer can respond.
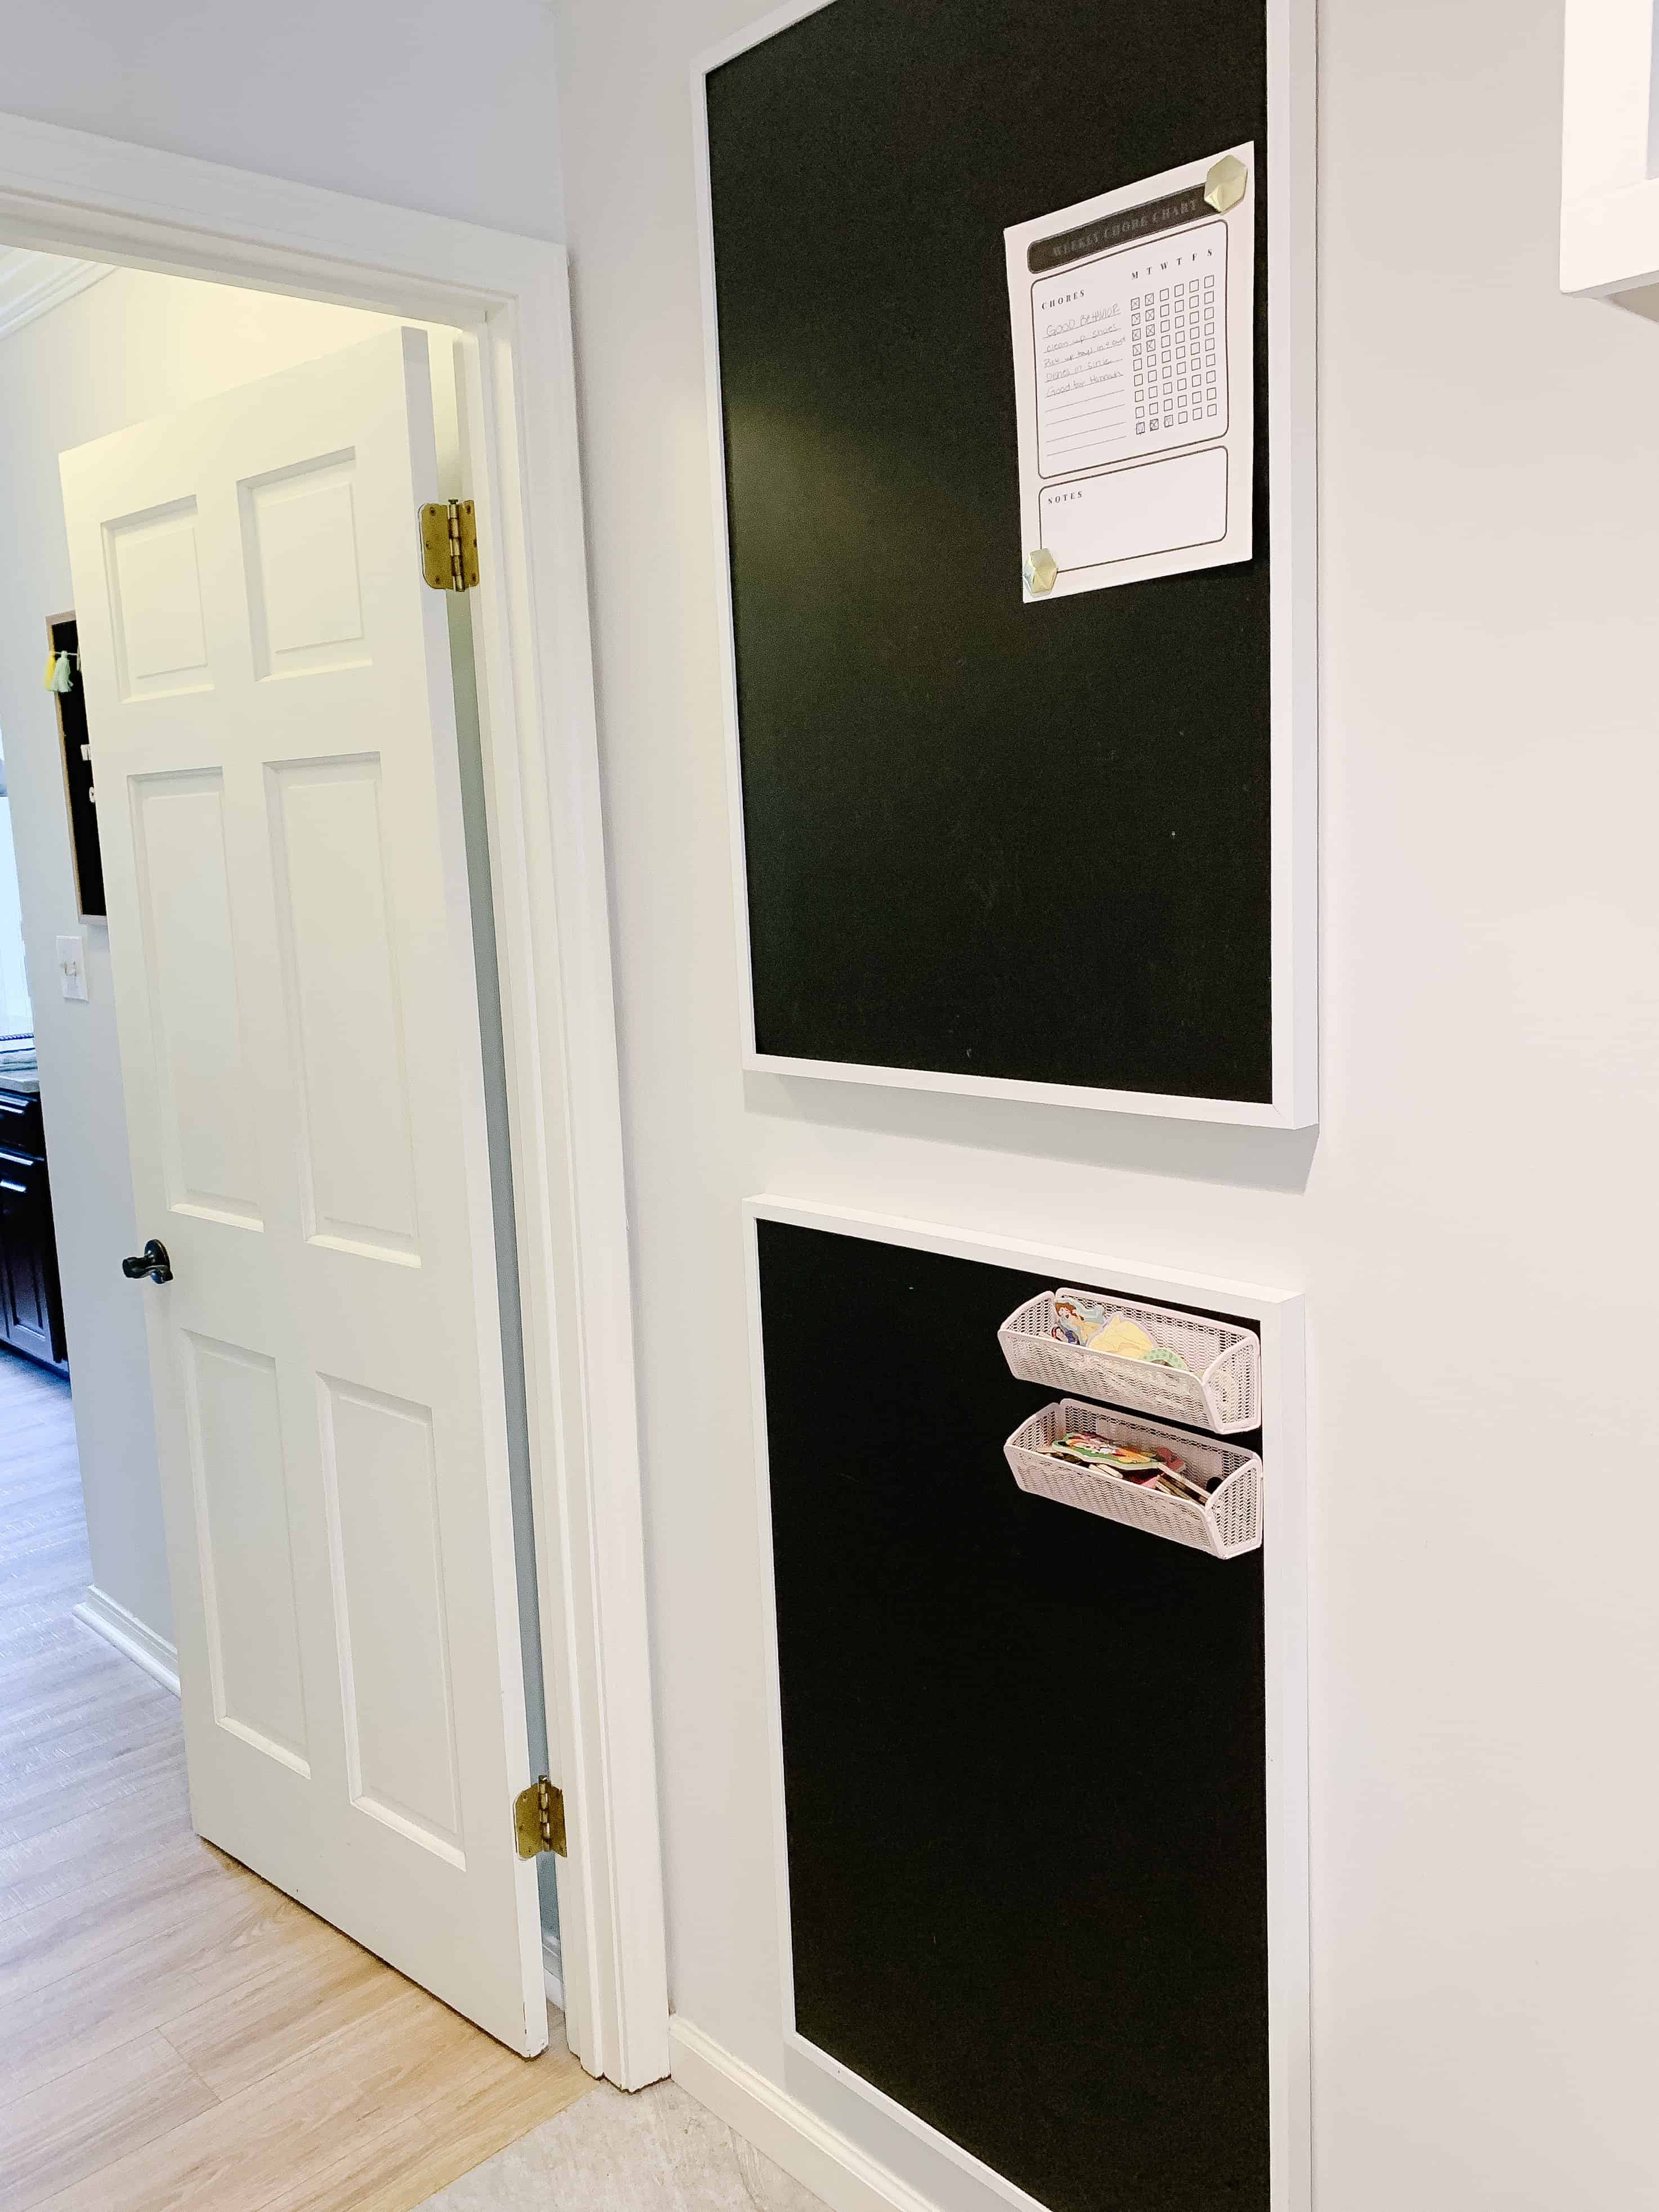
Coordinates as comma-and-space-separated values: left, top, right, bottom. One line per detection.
130, 769, 263, 1228
61, 329, 546, 2053
104, 498, 213, 699
239, 451, 370, 680
266, 755, 420, 1259
181, 1330, 310, 1774
322, 1375, 463, 1858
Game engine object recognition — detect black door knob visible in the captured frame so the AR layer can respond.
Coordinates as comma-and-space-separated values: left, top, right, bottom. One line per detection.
122, 1239, 173, 1285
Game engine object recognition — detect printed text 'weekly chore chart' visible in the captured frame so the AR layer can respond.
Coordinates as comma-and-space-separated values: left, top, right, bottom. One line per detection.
1005, 147, 1255, 600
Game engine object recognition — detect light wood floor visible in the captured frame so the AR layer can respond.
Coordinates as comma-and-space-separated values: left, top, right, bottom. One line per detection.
0, 1347, 594, 2212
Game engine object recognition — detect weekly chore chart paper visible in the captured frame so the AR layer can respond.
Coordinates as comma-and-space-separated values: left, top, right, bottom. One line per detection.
1005, 145, 1255, 601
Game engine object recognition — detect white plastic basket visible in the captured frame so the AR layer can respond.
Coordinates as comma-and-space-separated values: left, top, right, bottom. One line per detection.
1004, 1399, 1263, 1560
997, 1290, 1259, 1433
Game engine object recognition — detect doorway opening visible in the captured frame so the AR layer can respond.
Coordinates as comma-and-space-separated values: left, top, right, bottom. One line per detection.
0, 105, 667, 2123
0, 255, 596, 2205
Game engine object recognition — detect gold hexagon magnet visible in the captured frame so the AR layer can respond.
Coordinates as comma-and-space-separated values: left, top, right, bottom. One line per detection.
1204, 154, 1248, 214
1023, 548, 1058, 595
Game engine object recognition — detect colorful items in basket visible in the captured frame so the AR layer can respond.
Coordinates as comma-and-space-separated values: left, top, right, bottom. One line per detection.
1043, 1429, 1218, 1503
1051, 1293, 1189, 1371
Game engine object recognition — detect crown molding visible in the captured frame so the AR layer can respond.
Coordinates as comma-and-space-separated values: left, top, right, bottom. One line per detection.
0, 249, 111, 339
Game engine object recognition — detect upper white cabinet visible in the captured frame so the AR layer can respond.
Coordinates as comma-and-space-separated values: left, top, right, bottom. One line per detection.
1561, 0, 1659, 298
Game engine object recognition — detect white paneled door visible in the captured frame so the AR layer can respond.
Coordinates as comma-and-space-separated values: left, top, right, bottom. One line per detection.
60, 330, 549, 2054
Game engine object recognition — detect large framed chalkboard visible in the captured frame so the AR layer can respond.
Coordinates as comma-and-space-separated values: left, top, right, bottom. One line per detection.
696, 0, 1315, 1127
744, 1199, 1309, 2212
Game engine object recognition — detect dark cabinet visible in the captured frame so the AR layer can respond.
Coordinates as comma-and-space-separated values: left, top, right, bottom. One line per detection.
0, 1090, 68, 1372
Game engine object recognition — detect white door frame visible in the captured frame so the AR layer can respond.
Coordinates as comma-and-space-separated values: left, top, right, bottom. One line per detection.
0, 109, 670, 2091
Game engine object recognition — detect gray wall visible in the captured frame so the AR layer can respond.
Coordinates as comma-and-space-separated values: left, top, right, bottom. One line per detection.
0, 0, 563, 236
552, 0, 1659, 2203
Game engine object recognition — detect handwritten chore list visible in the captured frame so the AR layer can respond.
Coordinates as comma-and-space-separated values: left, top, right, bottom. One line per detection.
1005, 147, 1254, 600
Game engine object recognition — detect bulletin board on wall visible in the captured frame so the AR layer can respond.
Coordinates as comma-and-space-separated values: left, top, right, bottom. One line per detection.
745, 1200, 1310, 2212
696, 0, 1316, 1127
48, 616, 106, 923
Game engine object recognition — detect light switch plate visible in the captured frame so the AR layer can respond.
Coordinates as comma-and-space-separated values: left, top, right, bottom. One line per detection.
56, 934, 87, 1002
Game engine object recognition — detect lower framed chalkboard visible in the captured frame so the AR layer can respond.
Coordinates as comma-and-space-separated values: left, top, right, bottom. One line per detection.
743, 1197, 1309, 2212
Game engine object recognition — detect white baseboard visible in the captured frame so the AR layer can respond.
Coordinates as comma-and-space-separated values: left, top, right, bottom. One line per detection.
73, 1586, 180, 1697
543, 1930, 564, 2012
670, 2018, 941, 2212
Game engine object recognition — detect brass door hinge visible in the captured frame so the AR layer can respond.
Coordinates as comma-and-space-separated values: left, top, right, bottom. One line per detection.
419, 499, 479, 592
513, 1776, 567, 1859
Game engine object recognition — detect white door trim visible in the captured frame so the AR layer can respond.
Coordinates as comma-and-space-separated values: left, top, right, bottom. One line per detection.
0, 106, 669, 2090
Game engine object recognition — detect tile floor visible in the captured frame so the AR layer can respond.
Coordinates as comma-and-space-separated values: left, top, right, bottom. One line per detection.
415, 2066, 829, 2211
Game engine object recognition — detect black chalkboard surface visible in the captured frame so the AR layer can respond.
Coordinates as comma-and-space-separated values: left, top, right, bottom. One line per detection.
705, 0, 1273, 1105
757, 1219, 1269, 2212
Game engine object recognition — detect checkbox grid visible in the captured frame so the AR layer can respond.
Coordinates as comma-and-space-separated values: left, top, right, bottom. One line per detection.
1131, 275, 1225, 435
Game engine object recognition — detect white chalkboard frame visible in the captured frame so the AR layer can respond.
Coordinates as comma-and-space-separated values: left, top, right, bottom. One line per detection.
693, 0, 1318, 1128
743, 1195, 1312, 2212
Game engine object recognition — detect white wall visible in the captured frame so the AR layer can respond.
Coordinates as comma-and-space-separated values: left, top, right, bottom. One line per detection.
0, 268, 424, 1644
553, 1, 1659, 2205
0, 0, 563, 238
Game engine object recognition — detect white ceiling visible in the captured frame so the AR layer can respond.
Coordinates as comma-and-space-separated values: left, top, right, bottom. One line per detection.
0, 249, 113, 342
